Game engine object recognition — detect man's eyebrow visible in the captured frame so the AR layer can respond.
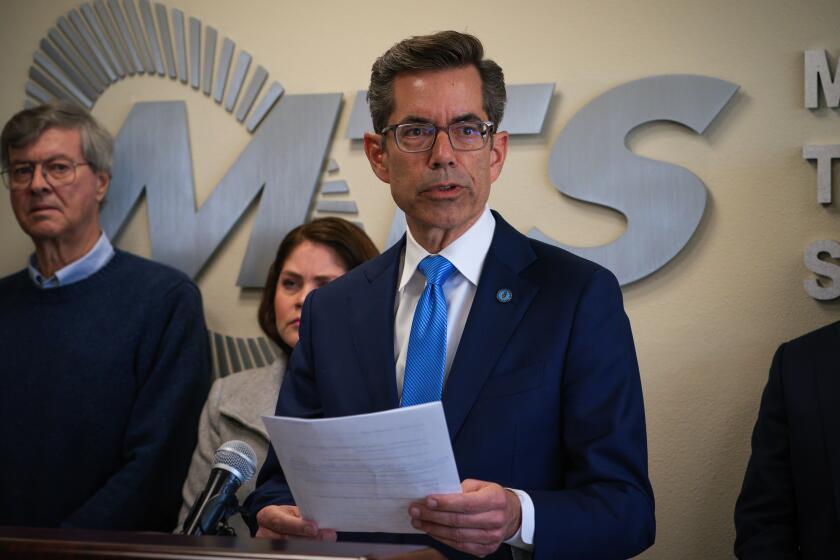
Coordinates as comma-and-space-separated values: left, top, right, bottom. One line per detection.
399, 115, 434, 125
9, 153, 75, 164
451, 113, 483, 123
398, 113, 485, 125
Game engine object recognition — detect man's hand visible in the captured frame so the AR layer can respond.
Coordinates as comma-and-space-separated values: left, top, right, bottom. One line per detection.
408, 479, 522, 557
255, 505, 337, 541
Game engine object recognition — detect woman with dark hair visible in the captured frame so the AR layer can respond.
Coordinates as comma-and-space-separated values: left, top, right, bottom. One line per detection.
178, 217, 379, 533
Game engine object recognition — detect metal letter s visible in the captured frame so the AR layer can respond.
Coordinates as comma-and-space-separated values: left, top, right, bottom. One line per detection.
530, 75, 739, 285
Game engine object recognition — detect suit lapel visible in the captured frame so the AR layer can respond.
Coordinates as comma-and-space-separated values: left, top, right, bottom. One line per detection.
442, 213, 538, 440
814, 322, 840, 522
348, 240, 403, 411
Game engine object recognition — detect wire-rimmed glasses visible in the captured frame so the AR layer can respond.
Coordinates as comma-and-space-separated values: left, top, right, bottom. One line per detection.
1, 157, 91, 190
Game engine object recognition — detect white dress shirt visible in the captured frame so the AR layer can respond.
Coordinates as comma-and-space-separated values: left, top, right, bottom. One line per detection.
393, 206, 534, 551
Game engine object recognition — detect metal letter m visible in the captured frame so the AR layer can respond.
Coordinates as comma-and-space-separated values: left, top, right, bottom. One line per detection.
100, 95, 341, 287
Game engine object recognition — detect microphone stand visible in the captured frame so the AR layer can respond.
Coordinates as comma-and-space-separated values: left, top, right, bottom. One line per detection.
197, 493, 245, 536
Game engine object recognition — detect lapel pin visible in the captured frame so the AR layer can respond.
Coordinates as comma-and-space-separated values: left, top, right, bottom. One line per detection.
496, 288, 512, 303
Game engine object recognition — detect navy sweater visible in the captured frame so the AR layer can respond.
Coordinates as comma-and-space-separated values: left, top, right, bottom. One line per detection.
0, 251, 211, 530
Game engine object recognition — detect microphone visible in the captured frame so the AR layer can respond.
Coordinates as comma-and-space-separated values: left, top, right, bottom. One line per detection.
181, 440, 257, 536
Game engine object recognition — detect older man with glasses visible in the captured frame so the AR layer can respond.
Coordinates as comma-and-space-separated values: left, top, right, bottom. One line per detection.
0, 101, 210, 531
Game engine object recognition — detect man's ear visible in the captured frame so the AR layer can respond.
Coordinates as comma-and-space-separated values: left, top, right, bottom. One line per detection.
489, 130, 509, 184
363, 132, 390, 184
95, 172, 109, 203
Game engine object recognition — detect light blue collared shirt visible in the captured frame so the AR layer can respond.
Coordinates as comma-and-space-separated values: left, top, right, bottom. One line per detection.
28, 233, 116, 289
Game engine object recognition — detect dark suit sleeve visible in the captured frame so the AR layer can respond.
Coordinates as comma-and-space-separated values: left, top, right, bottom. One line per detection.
61, 281, 211, 531
532, 268, 655, 559
734, 345, 800, 559
243, 293, 320, 534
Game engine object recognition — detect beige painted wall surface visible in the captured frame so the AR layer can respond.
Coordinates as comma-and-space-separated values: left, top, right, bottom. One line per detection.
1, 1, 839, 557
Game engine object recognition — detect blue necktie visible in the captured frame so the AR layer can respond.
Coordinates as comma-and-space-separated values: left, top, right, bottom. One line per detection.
401, 255, 456, 407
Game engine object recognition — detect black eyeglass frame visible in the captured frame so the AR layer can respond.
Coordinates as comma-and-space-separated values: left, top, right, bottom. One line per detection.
379, 120, 496, 153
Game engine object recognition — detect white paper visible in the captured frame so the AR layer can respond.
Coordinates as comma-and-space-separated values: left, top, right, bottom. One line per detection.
262, 401, 461, 533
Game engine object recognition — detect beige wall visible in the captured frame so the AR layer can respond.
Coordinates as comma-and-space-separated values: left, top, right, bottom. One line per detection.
2, 1, 839, 557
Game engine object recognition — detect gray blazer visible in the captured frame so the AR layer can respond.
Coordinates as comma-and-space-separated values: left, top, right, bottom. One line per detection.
178, 357, 286, 535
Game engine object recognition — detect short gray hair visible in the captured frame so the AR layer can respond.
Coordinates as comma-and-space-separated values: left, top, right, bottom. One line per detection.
367, 31, 507, 134
1, 101, 113, 176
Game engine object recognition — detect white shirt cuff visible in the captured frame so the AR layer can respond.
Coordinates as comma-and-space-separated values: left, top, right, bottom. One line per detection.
504, 488, 535, 551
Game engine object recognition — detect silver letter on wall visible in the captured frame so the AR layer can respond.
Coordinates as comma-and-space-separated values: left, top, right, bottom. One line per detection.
530, 75, 739, 285
805, 50, 840, 109
802, 144, 840, 204
804, 239, 840, 300
101, 95, 342, 286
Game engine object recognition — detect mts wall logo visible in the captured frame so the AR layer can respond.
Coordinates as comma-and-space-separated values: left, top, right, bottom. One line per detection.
21, 1, 752, 294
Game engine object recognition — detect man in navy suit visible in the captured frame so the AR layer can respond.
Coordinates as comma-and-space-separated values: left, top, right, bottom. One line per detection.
734, 321, 840, 558
246, 31, 654, 559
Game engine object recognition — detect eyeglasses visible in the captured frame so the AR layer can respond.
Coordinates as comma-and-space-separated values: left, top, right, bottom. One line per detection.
380, 121, 495, 153
1, 157, 91, 191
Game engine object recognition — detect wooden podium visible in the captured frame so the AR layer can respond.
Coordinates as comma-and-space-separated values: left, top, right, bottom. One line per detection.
0, 526, 444, 559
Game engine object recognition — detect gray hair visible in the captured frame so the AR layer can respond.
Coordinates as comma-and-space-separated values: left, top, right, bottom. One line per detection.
367, 31, 507, 134
1, 101, 113, 176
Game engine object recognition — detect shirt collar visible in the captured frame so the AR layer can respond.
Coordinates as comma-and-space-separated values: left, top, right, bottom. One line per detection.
398, 205, 495, 291
28, 232, 115, 289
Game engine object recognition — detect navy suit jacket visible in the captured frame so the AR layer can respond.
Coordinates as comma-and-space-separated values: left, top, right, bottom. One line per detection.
246, 212, 654, 559
735, 321, 840, 558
